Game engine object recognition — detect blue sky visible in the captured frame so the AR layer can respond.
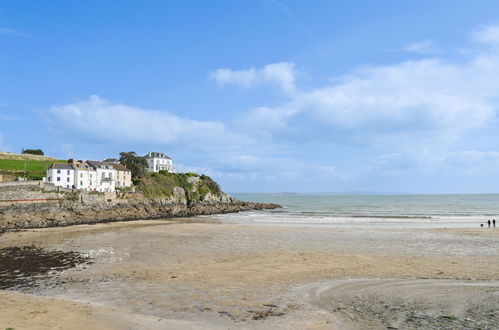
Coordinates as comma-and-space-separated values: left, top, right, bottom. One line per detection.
2, 1, 499, 193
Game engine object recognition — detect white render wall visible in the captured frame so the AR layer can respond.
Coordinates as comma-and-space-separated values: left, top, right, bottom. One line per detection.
146, 157, 173, 172
46, 168, 75, 189
95, 167, 116, 192
74, 169, 98, 191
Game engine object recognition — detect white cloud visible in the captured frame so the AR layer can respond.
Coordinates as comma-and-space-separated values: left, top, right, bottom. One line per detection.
237, 30, 499, 153
49, 95, 249, 149
296, 58, 496, 133
402, 40, 439, 54
0, 114, 19, 121
446, 150, 499, 166
211, 62, 296, 94
471, 25, 499, 46
0, 27, 28, 37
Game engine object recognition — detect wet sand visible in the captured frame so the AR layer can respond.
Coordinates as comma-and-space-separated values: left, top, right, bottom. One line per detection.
1, 219, 498, 329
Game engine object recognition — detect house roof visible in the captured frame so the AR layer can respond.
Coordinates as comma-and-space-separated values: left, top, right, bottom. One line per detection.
70, 163, 95, 171
48, 163, 73, 170
144, 152, 172, 159
103, 158, 119, 163
111, 163, 130, 172
87, 160, 115, 170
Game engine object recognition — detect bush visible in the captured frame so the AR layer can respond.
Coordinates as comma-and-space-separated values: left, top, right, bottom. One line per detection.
64, 192, 79, 201
135, 172, 223, 200
200, 175, 222, 195
22, 149, 44, 155
197, 184, 210, 196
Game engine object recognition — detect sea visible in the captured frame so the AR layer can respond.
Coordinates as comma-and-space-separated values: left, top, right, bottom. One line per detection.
211, 193, 499, 229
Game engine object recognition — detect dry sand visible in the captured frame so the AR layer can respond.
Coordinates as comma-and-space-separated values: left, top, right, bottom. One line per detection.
1, 219, 498, 329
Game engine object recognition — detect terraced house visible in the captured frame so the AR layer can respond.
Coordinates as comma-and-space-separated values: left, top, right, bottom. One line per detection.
45, 163, 75, 189
45, 160, 132, 192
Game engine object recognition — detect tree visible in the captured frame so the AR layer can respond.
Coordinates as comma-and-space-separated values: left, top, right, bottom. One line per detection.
22, 149, 44, 155
119, 151, 148, 180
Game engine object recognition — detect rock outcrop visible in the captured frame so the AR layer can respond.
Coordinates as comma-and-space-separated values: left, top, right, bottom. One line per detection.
0, 183, 281, 232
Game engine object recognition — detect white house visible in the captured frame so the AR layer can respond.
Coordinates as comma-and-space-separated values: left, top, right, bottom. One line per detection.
46, 163, 75, 189
87, 161, 117, 192
144, 152, 173, 173
71, 161, 98, 191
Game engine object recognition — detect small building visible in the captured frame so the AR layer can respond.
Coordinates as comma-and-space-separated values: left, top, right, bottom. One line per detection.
102, 158, 119, 164
144, 152, 173, 173
111, 163, 132, 188
46, 163, 75, 189
87, 161, 117, 192
71, 161, 98, 191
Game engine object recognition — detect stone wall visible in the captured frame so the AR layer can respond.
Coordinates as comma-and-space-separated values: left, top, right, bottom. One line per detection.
0, 184, 64, 201
0, 180, 41, 187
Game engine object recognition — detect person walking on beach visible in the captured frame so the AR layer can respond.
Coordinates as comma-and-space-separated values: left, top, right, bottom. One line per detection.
493, 219, 496, 228
488, 219, 491, 228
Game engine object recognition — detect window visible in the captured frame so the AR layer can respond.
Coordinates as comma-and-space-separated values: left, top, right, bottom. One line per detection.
80, 173, 83, 178
57, 177, 61, 181
67, 177, 70, 183
67, 170, 70, 175
57, 169, 61, 174
48, 177, 51, 181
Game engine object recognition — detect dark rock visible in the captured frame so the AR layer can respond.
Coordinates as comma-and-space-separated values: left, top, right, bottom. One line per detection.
0, 195, 282, 232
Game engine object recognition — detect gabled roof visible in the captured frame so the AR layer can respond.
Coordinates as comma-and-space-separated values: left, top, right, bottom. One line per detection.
103, 158, 119, 163
144, 152, 172, 159
87, 160, 116, 170
111, 163, 130, 172
70, 163, 95, 171
48, 163, 73, 170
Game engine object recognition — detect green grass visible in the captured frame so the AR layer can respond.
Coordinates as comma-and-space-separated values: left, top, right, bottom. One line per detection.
0, 159, 66, 180
136, 172, 223, 199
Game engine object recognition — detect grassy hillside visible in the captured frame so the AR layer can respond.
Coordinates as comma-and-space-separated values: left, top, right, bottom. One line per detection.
0, 153, 66, 180
0, 152, 59, 161
136, 171, 223, 200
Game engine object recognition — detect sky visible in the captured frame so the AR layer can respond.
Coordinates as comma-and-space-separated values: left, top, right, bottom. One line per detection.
2, 1, 499, 193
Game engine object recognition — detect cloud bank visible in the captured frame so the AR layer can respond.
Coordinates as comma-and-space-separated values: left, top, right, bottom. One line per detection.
49, 95, 249, 150
47, 25, 499, 192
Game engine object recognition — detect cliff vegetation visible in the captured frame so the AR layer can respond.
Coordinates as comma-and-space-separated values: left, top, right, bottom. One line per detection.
136, 171, 223, 200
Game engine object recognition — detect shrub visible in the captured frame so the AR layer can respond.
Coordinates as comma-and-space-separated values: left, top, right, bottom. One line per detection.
197, 184, 210, 196
64, 192, 79, 201
22, 149, 44, 155
136, 172, 223, 199
200, 175, 222, 195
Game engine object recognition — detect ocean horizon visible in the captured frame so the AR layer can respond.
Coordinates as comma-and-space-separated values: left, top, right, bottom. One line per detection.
222, 193, 499, 228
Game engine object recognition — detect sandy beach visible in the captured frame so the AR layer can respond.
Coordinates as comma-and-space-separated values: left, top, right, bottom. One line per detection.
1, 218, 498, 329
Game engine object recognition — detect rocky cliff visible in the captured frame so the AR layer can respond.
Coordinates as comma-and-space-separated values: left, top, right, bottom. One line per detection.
0, 175, 281, 232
